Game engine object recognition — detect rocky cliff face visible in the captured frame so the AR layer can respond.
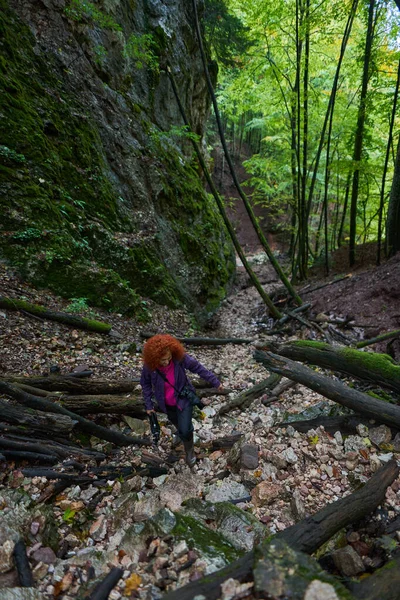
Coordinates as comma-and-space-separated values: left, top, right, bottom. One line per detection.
0, 0, 235, 321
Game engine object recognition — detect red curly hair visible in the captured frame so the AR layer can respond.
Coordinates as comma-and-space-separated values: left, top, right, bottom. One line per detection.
142, 334, 186, 371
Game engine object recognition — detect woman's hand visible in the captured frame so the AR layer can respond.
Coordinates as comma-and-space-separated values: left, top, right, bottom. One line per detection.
217, 385, 224, 392
147, 409, 155, 415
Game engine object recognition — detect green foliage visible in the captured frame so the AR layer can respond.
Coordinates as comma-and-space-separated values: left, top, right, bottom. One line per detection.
149, 125, 200, 150
62, 507, 77, 524
64, 0, 122, 31
93, 44, 108, 66
123, 33, 159, 72
0, 145, 26, 164
12, 228, 42, 242
203, 0, 252, 67
66, 297, 91, 313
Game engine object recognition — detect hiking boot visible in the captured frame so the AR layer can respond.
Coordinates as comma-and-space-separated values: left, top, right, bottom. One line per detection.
183, 437, 196, 468
171, 433, 181, 448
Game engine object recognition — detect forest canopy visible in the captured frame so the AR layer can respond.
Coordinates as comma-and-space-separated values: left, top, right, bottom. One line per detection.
204, 0, 400, 277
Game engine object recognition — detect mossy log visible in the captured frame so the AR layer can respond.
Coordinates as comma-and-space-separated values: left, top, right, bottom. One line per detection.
2, 376, 138, 394
254, 350, 400, 429
269, 340, 400, 394
162, 460, 398, 600
349, 552, 400, 600
218, 373, 281, 415
0, 398, 77, 435
0, 295, 112, 333
0, 382, 151, 447
57, 394, 145, 416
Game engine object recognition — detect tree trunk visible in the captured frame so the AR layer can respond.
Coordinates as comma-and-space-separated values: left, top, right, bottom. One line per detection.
377, 56, 400, 264
14, 540, 34, 587
254, 350, 400, 429
269, 340, 400, 394
0, 399, 77, 435
349, 0, 376, 266
166, 65, 282, 318
190, 0, 302, 306
58, 394, 145, 416
387, 136, 400, 256
2, 376, 138, 394
218, 373, 280, 415
0, 295, 112, 333
86, 566, 123, 600
0, 382, 151, 447
140, 332, 253, 345
277, 459, 399, 553
278, 415, 374, 435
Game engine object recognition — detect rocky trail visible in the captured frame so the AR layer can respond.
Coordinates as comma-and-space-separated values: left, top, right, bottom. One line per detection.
0, 253, 400, 600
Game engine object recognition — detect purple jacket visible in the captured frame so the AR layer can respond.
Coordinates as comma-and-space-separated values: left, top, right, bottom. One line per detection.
140, 354, 221, 413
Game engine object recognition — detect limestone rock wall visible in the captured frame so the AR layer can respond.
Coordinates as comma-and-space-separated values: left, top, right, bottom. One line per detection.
0, 0, 235, 321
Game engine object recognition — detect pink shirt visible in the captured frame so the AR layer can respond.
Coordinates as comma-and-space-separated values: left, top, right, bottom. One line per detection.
158, 361, 177, 407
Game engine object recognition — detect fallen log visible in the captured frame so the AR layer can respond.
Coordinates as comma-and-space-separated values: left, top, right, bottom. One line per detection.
0, 437, 64, 457
269, 340, 400, 395
14, 539, 34, 587
1, 376, 138, 394
1, 450, 58, 464
208, 433, 243, 450
279, 415, 374, 435
162, 460, 399, 600
140, 331, 253, 345
86, 566, 123, 600
0, 399, 77, 436
0, 382, 151, 447
57, 394, 145, 416
218, 374, 281, 415
1, 433, 106, 460
278, 458, 399, 553
349, 552, 400, 600
254, 350, 400, 430
299, 274, 352, 295
0, 295, 112, 334
356, 328, 400, 349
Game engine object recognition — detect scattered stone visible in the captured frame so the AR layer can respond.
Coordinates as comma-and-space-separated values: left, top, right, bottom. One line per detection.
133, 492, 162, 522
205, 480, 249, 503
290, 489, 306, 521
332, 545, 365, 576
251, 482, 281, 507
240, 444, 259, 470
368, 425, 392, 448
31, 546, 57, 565
0, 540, 15, 573
304, 580, 340, 600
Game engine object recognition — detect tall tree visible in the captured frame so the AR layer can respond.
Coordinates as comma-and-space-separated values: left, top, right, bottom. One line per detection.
348, 0, 376, 266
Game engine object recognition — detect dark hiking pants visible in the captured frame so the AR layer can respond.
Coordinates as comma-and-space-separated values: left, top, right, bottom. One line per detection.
166, 403, 193, 441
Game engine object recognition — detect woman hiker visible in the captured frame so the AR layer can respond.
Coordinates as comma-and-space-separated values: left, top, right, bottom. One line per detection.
140, 334, 223, 467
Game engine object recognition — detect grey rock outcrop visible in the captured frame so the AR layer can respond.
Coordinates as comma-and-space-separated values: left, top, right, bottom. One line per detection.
1, 0, 235, 321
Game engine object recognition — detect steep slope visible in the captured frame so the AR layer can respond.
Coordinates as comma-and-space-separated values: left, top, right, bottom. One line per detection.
0, 0, 235, 322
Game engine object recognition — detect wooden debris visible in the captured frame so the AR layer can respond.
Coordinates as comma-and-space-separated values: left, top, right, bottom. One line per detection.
254, 350, 400, 429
